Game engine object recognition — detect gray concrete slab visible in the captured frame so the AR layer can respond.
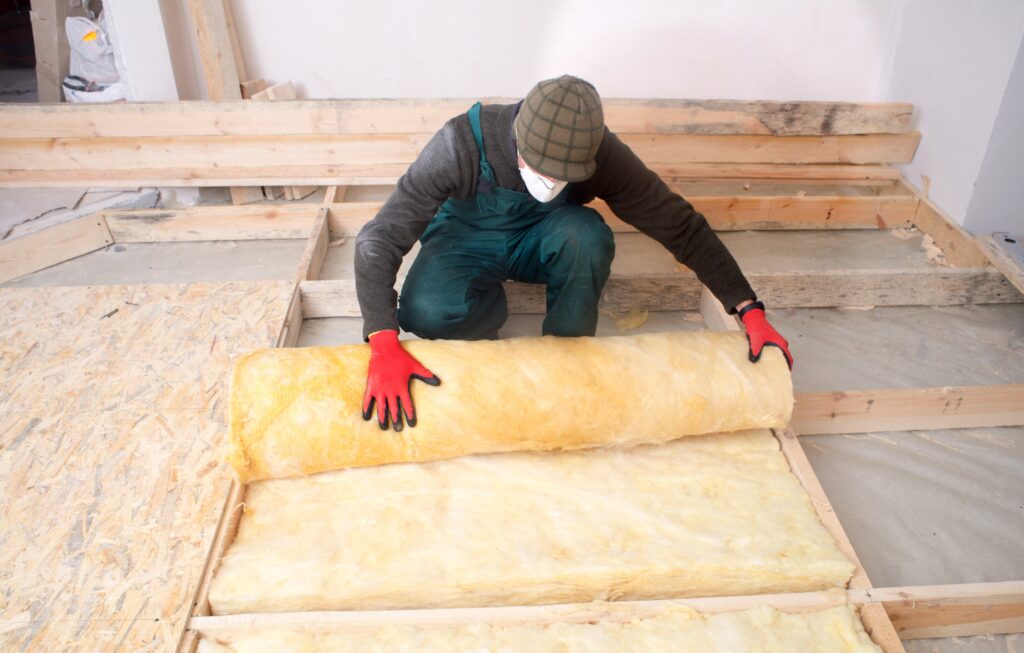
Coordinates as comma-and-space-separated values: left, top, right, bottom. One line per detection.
767, 305, 1024, 392
318, 229, 939, 282
804, 427, 1024, 587
906, 634, 1020, 652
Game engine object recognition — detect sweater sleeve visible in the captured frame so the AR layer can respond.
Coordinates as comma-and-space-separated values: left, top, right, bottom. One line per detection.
590, 131, 756, 313
354, 121, 472, 339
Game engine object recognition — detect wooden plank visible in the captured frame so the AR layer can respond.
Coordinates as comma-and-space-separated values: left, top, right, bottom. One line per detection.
620, 132, 920, 165
904, 182, 991, 267
189, 581, 1024, 643
774, 431, 906, 651
186, 0, 242, 100
299, 266, 1021, 319
296, 208, 330, 282
792, 385, 1024, 435
0, 163, 900, 188
0, 133, 917, 174
188, 582, 1024, 643
977, 233, 1024, 298
229, 186, 265, 206
774, 428, 872, 589
97, 190, 917, 245
250, 82, 318, 201
0, 99, 913, 139
240, 78, 267, 99
0, 214, 112, 283
103, 205, 317, 242
188, 589, 851, 638
220, 0, 247, 83
865, 581, 1024, 640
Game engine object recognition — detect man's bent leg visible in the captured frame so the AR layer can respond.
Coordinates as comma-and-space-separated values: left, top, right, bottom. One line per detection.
398, 231, 508, 340
509, 205, 614, 337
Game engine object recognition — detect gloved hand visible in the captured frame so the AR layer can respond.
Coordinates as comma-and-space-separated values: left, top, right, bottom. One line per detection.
362, 330, 440, 431
738, 301, 793, 370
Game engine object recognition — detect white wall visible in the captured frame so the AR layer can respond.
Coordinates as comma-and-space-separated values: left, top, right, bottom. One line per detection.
963, 38, 1024, 234
227, 0, 902, 101
886, 0, 1024, 225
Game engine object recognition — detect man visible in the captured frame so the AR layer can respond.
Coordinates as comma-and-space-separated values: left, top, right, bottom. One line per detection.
356, 75, 792, 431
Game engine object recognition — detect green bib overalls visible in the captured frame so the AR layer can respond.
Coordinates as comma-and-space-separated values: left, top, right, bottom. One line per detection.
398, 102, 615, 340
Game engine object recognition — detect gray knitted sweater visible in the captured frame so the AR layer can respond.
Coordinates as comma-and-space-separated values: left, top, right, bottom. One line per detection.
354, 102, 756, 339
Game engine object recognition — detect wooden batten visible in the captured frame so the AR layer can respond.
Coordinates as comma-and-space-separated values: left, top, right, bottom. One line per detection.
0, 214, 112, 283
792, 385, 1024, 435
296, 208, 330, 282
900, 179, 991, 267
977, 233, 1024, 298
866, 580, 1024, 640
298, 266, 1021, 320
0, 98, 913, 139
98, 190, 918, 246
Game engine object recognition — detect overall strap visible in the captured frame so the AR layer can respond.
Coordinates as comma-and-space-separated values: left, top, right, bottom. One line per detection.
467, 102, 495, 191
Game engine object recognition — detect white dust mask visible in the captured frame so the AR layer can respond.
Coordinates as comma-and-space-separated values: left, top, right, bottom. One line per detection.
518, 155, 568, 203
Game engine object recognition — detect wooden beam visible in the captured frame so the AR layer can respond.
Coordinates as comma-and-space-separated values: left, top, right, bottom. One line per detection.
792, 385, 1024, 435
186, 0, 242, 101
0, 163, 901, 189
863, 581, 1024, 640
103, 205, 317, 242
250, 82, 319, 201
0, 215, 112, 283
187, 581, 1024, 642
0, 99, 913, 139
296, 208, 330, 282
977, 233, 1024, 298
775, 428, 872, 589
299, 266, 1021, 319
0, 133, 917, 173
98, 191, 917, 245
901, 180, 991, 267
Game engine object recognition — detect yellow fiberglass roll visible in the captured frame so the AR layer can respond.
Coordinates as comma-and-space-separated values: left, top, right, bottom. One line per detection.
228, 330, 793, 482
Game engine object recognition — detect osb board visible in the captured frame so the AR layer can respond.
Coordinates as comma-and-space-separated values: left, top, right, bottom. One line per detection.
0, 281, 294, 651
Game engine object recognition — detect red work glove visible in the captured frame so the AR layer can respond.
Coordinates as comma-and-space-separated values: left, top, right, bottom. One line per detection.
361, 330, 440, 431
738, 301, 793, 370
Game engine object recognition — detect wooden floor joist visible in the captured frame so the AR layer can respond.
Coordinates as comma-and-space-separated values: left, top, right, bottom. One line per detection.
792, 385, 1024, 435
187, 581, 1024, 642
297, 266, 1021, 320
96, 190, 919, 244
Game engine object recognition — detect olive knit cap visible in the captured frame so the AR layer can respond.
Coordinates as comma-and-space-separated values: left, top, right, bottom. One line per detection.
514, 75, 604, 182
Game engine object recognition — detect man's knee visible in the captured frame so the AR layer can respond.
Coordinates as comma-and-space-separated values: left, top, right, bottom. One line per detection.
544, 206, 615, 264
398, 287, 507, 340
397, 291, 459, 339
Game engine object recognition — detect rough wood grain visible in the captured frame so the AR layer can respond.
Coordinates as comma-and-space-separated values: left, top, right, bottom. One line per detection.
0, 214, 112, 283
0, 98, 913, 138
0, 163, 901, 188
186, 0, 241, 101
867, 581, 1024, 640
792, 385, 1024, 435
909, 191, 991, 267
298, 267, 1021, 319
104, 205, 318, 242
977, 233, 1024, 298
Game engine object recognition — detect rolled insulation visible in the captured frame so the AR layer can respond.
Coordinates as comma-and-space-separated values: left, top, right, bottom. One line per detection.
229, 331, 792, 482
